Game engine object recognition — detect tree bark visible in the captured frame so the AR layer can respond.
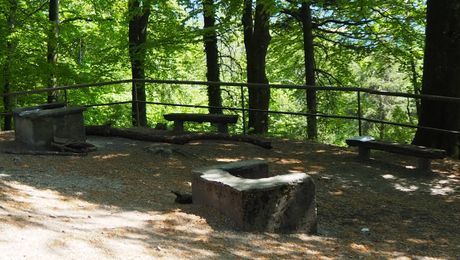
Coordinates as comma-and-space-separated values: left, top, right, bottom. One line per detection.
243, 0, 271, 134
409, 58, 421, 119
2, 0, 17, 130
413, 0, 460, 157
301, 2, 317, 140
47, 0, 59, 103
128, 0, 151, 127
203, 0, 222, 114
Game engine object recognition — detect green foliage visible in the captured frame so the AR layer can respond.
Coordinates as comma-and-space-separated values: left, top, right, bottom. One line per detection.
0, 0, 426, 146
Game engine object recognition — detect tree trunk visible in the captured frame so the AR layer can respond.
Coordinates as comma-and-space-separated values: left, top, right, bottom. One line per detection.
47, 0, 59, 103
128, 0, 151, 127
203, 0, 222, 114
301, 2, 317, 140
409, 58, 421, 119
413, 0, 460, 157
2, 0, 17, 130
243, 0, 271, 134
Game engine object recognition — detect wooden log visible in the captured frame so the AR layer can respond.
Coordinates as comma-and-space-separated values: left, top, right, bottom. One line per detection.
181, 132, 272, 149
85, 125, 272, 149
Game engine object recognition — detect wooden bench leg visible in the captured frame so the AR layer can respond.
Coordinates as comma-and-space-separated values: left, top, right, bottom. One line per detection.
217, 123, 228, 133
416, 158, 431, 172
173, 121, 184, 132
358, 146, 371, 160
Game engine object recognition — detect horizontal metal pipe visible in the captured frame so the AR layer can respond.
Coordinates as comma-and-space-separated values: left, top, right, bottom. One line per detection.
3, 79, 460, 103
138, 101, 460, 135
2, 79, 460, 136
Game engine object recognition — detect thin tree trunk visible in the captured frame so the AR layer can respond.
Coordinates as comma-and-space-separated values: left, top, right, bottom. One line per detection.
409, 58, 421, 118
301, 2, 317, 140
203, 0, 222, 114
128, 0, 151, 127
243, 0, 271, 134
413, 0, 460, 157
47, 0, 59, 103
2, 0, 17, 130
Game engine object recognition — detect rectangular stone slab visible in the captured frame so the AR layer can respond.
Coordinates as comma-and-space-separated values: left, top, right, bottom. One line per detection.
194, 159, 269, 179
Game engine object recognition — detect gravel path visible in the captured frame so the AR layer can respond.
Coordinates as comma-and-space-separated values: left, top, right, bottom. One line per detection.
0, 131, 459, 259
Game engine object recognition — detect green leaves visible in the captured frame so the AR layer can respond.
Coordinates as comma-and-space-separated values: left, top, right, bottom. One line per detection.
0, 0, 427, 144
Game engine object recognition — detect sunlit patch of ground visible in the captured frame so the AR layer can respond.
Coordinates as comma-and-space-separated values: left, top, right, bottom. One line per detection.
0, 130, 459, 259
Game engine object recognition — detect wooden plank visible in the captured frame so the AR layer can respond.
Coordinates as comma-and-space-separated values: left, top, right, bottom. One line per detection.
346, 138, 446, 159
164, 113, 238, 124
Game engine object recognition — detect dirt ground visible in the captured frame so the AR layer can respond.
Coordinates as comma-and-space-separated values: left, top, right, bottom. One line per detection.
0, 130, 459, 259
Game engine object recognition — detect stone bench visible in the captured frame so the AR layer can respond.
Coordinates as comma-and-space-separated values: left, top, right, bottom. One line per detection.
163, 113, 238, 133
346, 136, 447, 171
192, 160, 317, 234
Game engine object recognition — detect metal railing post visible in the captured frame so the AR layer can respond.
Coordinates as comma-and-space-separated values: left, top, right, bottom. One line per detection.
357, 90, 362, 136
240, 85, 247, 135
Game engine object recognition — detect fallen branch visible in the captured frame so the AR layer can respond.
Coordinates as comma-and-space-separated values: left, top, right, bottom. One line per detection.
86, 125, 272, 149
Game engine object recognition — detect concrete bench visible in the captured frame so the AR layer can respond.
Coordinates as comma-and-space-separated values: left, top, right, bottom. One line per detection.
192, 160, 317, 233
346, 136, 447, 171
163, 113, 238, 133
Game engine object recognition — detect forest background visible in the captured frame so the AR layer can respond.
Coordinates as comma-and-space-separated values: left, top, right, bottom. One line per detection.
0, 0, 427, 146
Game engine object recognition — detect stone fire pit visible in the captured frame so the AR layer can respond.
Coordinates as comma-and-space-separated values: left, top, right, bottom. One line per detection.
192, 160, 317, 233
13, 103, 86, 149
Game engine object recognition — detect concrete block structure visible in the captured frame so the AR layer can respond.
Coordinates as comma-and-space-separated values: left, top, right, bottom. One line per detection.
192, 160, 317, 234
13, 103, 86, 149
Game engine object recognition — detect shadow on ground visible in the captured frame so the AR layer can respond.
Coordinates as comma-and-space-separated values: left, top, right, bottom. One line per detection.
0, 131, 459, 258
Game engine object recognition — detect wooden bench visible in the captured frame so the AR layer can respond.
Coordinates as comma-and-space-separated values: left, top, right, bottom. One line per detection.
346, 136, 447, 171
163, 113, 238, 133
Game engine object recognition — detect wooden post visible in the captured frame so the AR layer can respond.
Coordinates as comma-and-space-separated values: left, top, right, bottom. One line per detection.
217, 123, 228, 134
173, 121, 184, 133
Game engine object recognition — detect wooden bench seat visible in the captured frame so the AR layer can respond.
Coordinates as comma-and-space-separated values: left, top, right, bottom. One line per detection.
163, 113, 238, 133
346, 136, 447, 171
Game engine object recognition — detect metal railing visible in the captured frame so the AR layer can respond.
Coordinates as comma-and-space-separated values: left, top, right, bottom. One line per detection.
1, 79, 459, 137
